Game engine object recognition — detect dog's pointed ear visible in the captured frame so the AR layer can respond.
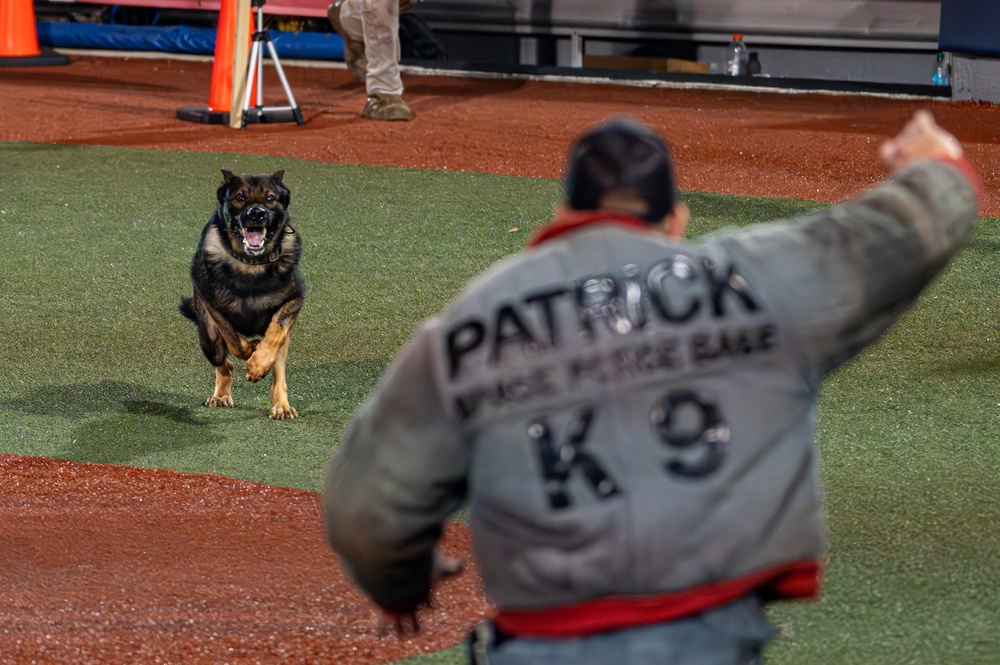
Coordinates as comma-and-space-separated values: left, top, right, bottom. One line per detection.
218, 169, 238, 207
272, 170, 291, 207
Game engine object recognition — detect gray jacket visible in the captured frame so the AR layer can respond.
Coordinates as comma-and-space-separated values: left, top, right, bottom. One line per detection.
323, 159, 977, 621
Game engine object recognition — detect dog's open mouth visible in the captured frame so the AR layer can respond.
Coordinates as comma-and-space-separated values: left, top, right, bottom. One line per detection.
242, 228, 267, 255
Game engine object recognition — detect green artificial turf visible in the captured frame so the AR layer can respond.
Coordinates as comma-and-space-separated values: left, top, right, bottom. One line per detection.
1, 142, 997, 664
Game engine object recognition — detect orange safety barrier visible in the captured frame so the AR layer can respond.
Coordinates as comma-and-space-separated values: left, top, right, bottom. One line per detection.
0, 0, 68, 65
1, 0, 39, 57
177, 0, 255, 124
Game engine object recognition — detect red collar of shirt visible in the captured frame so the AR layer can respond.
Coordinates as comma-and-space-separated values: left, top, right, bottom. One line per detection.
527, 209, 658, 247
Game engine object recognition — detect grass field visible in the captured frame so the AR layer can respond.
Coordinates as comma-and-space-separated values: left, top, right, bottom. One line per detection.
1, 142, 997, 664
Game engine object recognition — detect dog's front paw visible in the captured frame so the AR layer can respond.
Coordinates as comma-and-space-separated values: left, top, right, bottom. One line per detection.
245, 351, 274, 382
205, 395, 234, 408
269, 404, 298, 420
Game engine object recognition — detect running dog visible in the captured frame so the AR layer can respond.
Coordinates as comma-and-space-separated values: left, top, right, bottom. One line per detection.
179, 169, 304, 419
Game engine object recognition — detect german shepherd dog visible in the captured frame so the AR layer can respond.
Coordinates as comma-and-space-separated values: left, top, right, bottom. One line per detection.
179, 169, 304, 419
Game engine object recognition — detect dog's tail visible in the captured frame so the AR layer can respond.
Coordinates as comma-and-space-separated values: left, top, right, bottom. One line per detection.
178, 296, 197, 322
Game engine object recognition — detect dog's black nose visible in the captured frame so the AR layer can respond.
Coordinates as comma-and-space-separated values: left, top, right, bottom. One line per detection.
244, 205, 268, 223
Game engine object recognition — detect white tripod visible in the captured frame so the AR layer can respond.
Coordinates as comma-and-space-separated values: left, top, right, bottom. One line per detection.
238, 0, 304, 129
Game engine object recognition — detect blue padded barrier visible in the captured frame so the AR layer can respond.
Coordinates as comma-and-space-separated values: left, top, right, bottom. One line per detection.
37, 21, 344, 60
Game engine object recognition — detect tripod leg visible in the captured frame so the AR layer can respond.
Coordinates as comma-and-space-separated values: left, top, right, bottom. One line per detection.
254, 7, 265, 110
257, 39, 264, 108
241, 40, 262, 129
265, 40, 304, 125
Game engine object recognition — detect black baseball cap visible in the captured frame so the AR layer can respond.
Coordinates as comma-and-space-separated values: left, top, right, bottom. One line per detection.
563, 117, 676, 223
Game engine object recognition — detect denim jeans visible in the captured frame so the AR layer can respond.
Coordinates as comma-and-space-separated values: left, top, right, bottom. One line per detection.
467, 596, 775, 665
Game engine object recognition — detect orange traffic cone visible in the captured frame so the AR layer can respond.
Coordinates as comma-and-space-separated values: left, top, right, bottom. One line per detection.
0, 0, 68, 66
177, 0, 254, 124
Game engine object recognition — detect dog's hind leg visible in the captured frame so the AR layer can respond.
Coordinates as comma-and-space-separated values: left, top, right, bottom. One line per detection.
207, 357, 236, 408
193, 295, 238, 408
267, 336, 297, 420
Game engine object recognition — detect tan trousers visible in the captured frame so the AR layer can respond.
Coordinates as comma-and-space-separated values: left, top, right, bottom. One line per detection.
338, 0, 403, 96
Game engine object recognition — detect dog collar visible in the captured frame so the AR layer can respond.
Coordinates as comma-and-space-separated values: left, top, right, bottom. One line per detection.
235, 247, 282, 265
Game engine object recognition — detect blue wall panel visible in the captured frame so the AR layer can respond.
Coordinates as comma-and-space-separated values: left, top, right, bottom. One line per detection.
940, 0, 1000, 56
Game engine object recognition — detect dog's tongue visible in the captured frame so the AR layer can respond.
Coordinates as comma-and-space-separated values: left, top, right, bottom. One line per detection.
244, 229, 266, 249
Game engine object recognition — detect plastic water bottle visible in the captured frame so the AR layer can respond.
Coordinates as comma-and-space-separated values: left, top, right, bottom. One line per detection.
932, 52, 950, 86
726, 34, 748, 76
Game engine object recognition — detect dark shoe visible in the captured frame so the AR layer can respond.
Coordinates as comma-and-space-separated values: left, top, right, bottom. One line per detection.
362, 94, 413, 121
327, 2, 367, 82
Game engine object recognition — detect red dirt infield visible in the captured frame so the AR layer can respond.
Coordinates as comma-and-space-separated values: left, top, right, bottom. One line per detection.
1, 54, 998, 664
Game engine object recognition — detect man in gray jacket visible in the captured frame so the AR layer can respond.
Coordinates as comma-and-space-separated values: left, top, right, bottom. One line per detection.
323, 111, 979, 663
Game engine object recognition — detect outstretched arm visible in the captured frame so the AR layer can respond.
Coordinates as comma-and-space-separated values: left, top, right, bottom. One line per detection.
323, 321, 468, 626
723, 110, 980, 379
